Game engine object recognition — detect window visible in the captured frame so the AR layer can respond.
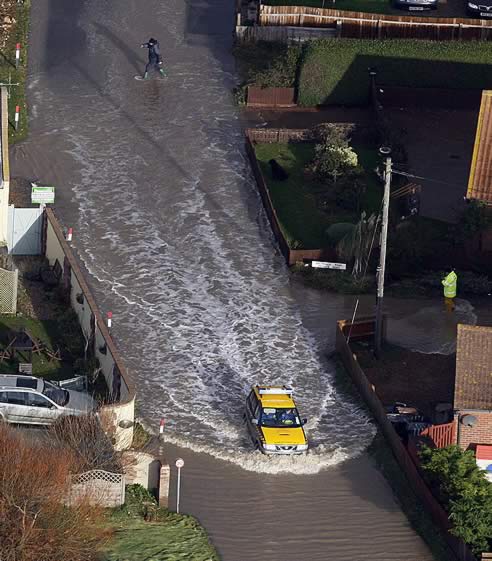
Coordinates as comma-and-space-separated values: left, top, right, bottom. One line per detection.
26, 392, 52, 408
17, 378, 37, 389
253, 401, 261, 420
42, 381, 68, 406
6, 392, 27, 406
247, 391, 257, 414
0, 391, 8, 403
260, 408, 301, 428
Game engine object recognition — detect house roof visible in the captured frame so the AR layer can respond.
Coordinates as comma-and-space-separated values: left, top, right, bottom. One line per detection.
455, 324, 492, 410
467, 90, 492, 204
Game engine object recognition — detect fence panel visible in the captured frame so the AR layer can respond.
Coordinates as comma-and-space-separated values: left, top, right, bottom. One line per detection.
421, 421, 457, 448
67, 470, 125, 508
0, 266, 17, 314
247, 87, 296, 108
259, 5, 492, 41
236, 24, 338, 42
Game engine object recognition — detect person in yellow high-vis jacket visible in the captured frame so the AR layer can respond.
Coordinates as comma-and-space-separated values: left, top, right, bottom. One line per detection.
442, 268, 457, 312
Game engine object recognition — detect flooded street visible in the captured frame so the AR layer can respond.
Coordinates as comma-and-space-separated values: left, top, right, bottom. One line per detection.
10, 0, 478, 558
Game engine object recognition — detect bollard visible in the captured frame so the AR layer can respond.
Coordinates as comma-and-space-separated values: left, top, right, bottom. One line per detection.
107, 311, 112, 329
15, 43, 20, 68
14, 105, 19, 130
66, 227, 73, 242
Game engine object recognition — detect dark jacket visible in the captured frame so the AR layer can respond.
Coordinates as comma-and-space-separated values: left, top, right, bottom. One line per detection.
142, 40, 162, 62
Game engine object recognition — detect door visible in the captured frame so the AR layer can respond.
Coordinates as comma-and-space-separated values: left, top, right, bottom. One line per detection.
7, 206, 43, 255
3, 390, 30, 423
24, 391, 59, 424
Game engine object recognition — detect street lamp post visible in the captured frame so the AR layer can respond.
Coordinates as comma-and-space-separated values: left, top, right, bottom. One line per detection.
375, 147, 392, 359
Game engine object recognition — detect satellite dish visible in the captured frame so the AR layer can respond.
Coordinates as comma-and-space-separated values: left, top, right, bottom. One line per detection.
460, 414, 477, 428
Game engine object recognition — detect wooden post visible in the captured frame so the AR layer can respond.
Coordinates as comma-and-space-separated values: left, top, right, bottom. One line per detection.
158, 463, 170, 508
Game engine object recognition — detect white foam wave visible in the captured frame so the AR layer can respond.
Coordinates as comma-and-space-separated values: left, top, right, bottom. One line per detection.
25, 2, 377, 474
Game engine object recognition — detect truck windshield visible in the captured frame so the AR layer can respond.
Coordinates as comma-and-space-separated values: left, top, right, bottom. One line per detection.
42, 380, 69, 407
260, 407, 301, 428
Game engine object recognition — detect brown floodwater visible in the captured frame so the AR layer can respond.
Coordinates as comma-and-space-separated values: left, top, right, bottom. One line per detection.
11, 0, 480, 558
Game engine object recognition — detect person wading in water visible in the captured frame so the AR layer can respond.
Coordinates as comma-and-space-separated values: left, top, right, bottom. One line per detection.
140, 37, 166, 80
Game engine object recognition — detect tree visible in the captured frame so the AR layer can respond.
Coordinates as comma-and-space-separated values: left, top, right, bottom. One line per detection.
419, 445, 492, 554
336, 212, 378, 278
456, 200, 492, 250
309, 123, 360, 184
0, 424, 110, 561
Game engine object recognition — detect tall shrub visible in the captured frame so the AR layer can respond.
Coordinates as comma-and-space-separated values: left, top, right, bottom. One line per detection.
0, 425, 110, 561
419, 445, 492, 554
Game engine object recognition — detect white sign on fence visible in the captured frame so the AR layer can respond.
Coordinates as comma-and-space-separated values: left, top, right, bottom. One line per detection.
31, 186, 55, 204
311, 260, 346, 270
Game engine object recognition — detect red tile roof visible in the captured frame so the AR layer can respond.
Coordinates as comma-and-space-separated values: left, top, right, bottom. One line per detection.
454, 324, 492, 410
467, 90, 492, 204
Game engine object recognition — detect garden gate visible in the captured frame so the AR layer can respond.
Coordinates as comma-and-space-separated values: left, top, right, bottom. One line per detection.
7, 206, 44, 255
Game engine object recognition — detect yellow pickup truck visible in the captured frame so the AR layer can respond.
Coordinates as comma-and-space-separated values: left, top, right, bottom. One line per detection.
245, 385, 308, 455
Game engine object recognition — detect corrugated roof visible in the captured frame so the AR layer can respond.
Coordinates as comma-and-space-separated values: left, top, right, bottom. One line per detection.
476, 445, 492, 461
467, 90, 492, 204
455, 324, 492, 410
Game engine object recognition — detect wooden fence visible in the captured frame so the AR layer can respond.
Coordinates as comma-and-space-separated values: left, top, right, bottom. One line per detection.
421, 421, 457, 448
235, 24, 338, 42
247, 86, 296, 108
336, 318, 477, 561
259, 5, 492, 40
245, 128, 337, 265
247, 127, 311, 143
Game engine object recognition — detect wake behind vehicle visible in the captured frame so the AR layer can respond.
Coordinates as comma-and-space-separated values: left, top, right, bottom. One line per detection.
245, 385, 308, 455
0, 374, 96, 425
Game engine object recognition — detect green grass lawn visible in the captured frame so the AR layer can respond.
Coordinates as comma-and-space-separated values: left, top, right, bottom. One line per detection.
262, 0, 392, 13
298, 39, 492, 106
0, 313, 85, 381
104, 517, 219, 561
254, 142, 382, 249
104, 486, 219, 561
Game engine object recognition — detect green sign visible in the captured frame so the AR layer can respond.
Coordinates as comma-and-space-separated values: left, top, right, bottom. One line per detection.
31, 186, 55, 204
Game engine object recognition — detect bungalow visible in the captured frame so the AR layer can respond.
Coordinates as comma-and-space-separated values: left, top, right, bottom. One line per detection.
454, 324, 492, 451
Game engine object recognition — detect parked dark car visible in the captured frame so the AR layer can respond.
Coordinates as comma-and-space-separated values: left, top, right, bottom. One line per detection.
393, 0, 437, 11
466, 0, 492, 18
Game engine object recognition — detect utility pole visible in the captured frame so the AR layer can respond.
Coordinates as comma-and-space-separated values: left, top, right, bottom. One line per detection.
375, 147, 392, 358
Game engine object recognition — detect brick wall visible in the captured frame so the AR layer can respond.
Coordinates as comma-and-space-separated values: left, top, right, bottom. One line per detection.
457, 411, 492, 451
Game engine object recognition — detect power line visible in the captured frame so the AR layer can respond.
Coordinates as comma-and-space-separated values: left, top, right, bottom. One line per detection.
392, 168, 465, 187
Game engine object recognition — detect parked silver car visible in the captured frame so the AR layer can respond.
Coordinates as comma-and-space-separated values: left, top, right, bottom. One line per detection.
393, 0, 437, 10
0, 374, 96, 425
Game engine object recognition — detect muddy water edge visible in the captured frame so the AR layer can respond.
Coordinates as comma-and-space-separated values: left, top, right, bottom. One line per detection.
11, 0, 438, 559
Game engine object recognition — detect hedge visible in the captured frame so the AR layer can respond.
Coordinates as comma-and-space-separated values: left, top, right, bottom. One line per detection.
298, 39, 492, 106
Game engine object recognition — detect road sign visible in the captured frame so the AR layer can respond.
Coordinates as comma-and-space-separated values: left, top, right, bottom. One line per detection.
31, 186, 55, 204
311, 260, 346, 271
175, 458, 184, 514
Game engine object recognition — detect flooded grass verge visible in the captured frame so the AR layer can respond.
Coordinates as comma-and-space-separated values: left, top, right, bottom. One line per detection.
104, 485, 220, 561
